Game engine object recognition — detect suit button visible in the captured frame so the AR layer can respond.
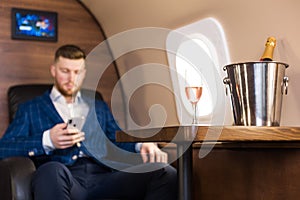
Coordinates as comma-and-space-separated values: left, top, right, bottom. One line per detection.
76, 142, 81, 148
28, 151, 35, 156
72, 155, 78, 160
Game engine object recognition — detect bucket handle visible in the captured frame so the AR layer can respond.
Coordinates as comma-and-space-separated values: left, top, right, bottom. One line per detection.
282, 76, 289, 95
223, 77, 230, 96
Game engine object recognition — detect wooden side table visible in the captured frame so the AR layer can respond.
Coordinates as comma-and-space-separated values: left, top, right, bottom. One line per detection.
116, 126, 300, 200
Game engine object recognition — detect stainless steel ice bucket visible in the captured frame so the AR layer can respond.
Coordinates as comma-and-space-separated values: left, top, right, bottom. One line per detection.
223, 61, 289, 126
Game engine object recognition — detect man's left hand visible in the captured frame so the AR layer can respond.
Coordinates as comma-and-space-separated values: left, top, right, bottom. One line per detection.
140, 142, 168, 163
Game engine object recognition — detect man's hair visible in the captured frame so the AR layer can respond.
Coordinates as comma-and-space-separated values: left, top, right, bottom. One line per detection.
54, 44, 86, 62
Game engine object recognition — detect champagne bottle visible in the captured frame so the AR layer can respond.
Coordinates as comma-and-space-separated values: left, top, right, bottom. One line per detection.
260, 36, 276, 61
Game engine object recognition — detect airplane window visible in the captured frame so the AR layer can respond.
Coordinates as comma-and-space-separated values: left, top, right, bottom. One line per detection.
167, 17, 233, 125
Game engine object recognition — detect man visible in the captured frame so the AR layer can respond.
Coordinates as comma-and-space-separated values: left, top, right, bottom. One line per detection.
0, 44, 177, 200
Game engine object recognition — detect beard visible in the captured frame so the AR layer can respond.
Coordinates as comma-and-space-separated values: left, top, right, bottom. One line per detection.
55, 81, 80, 98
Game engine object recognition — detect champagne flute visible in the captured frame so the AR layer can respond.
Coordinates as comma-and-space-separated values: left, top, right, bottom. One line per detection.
185, 70, 203, 124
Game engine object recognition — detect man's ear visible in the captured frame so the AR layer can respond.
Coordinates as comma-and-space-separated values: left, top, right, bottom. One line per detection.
50, 65, 56, 77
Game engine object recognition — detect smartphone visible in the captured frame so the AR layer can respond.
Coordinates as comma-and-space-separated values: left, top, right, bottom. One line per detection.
67, 116, 85, 131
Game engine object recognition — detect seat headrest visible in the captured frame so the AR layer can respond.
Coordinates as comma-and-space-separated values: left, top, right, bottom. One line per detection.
7, 84, 103, 123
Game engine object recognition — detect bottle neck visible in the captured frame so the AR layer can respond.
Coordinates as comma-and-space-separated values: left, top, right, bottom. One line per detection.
260, 45, 274, 61
260, 37, 276, 61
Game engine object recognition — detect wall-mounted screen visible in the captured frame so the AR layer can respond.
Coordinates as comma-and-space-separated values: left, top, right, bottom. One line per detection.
11, 8, 58, 42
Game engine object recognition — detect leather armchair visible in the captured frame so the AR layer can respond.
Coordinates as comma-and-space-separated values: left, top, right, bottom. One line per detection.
0, 84, 103, 200
0, 157, 35, 200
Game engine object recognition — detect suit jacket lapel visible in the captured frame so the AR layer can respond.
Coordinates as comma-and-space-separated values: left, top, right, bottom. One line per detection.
39, 91, 64, 123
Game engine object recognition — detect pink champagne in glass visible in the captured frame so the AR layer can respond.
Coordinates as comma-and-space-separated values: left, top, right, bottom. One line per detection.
185, 86, 203, 124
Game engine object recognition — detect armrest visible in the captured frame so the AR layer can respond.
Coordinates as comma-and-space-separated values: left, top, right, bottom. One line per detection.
0, 157, 36, 200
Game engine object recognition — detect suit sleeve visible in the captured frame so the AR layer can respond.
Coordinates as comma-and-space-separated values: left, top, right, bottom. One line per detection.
0, 103, 45, 159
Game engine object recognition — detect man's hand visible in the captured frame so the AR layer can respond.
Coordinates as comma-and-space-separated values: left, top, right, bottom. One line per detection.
50, 123, 85, 149
140, 142, 168, 163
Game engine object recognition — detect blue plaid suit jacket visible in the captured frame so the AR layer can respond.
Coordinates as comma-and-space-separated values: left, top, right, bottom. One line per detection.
0, 90, 136, 166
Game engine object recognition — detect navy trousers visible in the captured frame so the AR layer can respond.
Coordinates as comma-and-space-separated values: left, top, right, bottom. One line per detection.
31, 158, 177, 200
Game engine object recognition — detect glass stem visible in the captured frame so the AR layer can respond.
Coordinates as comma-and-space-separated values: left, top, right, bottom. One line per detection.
192, 103, 197, 124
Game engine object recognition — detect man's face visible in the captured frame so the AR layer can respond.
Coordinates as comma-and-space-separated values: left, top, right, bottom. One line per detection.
50, 56, 86, 98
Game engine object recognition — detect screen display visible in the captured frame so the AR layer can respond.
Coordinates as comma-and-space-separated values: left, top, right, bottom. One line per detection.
11, 8, 58, 42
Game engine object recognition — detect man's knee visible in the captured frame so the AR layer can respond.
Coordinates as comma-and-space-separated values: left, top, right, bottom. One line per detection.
32, 161, 72, 187
161, 164, 177, 186
35, 161, 68, 175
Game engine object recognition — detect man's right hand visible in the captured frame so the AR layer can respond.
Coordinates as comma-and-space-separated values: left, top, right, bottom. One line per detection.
50, 123, 85, 149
